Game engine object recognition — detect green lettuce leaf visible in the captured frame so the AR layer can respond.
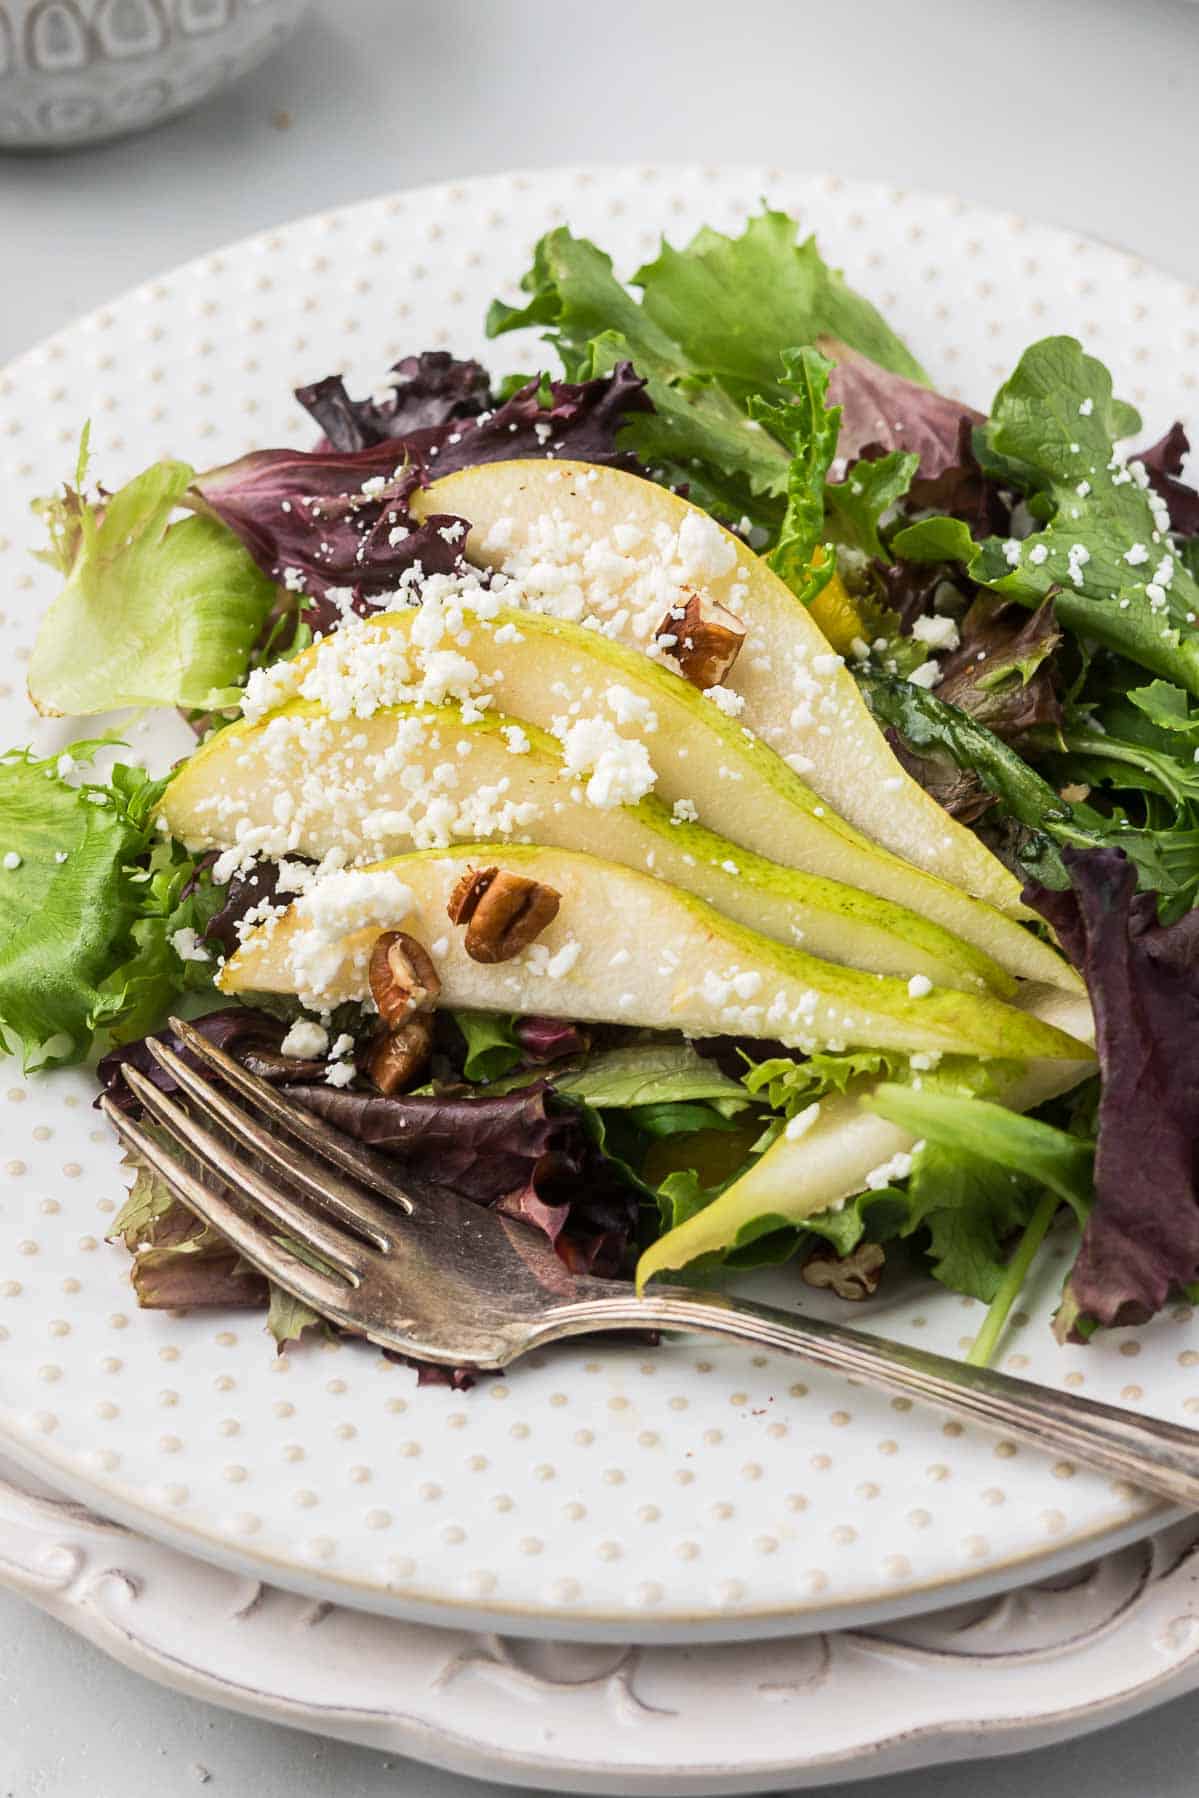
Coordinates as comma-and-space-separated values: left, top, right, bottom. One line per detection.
629, 209, 928, 398
453, 1010, 523, 1083
551, 1044, 748, 1113
825, 450, 920, 561
862, 669, 1199, 905
488, 210, 927, 525
28, 457, 276, 716
868, 1083, 1094, 1221
892, 338, 1199, 694
749, 346, 840, 602
1126, 678, 1199, 744
0, 743, 217, 1068
742, 1046, 905, 1116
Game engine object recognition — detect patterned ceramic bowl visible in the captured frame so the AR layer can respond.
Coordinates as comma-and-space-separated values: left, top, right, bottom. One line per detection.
0, 0, 309, 150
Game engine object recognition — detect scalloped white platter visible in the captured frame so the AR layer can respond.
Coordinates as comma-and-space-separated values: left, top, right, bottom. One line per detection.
0, 164, 1196, 1645
5, 1452, 1199, 1795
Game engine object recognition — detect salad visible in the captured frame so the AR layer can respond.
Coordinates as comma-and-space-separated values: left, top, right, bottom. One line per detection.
3, 207, 1196, 1372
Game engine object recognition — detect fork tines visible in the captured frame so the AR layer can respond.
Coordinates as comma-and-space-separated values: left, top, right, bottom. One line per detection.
99, 1018, 413, 1325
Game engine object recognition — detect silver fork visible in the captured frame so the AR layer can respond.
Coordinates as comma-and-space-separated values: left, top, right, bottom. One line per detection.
100, 1016, 1199, 1510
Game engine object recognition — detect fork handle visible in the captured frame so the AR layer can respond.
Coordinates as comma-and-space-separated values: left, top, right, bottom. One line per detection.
534, 1288, 1199, 1511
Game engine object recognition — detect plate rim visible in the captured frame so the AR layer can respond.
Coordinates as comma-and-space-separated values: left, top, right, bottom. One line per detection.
0, 159, 1191, 1644
3, 1453, 1198, 1795
0, 1427, 1176, 1644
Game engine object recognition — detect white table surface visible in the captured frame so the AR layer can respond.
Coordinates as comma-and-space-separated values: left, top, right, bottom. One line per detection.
3, 0, 1199, 1791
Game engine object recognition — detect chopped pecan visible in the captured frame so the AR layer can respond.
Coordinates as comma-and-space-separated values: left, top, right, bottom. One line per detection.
447, 866, 561, 963
800, 1241, 886, 1301
446, 864, 499, 927
369, 930, 442, 1027
654, 589, 746, 690
366, 1014, 435, 1095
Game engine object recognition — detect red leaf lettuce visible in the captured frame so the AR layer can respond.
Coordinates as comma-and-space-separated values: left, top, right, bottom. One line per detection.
1026, 847, 1199, 1330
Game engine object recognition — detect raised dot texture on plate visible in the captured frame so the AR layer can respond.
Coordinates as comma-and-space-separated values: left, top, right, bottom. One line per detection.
0, 165, 1186, 1642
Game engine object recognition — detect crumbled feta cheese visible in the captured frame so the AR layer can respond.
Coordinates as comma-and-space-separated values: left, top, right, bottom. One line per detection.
170, 926, 210, 964
604, 684, 657, 730
280, 1019, 329, 1058
911, 614, 960, 652
1028, 544, 1049, 566
1066, 543, 1091, 587
784, 1102, 821, 1142
1078, 397, 1094, 417
671, 798, 699, 824
557, 716, 656, 809
704, 683, 745, 717
324, 1060, 357, 1088
865, 1150, 914, 1191
545, 939, 581, 979
1002, 538, 1022, 567
288, 869, 414, 1003
2, 851, 21, 871
907, 974, 933, 998
676, 509, 737, 582
908, 661, 941, 690
501, 724, 530, 755
55, 753, 76, 779
1124, 542, 1150, 567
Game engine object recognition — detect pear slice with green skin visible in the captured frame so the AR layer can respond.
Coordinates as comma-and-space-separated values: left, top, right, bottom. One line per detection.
162, 697, 1013, 996
411, 458, 1025, 917
635, 987, 1095, 1292
269, 606, 1078, 993
219, 843, 1088, 1066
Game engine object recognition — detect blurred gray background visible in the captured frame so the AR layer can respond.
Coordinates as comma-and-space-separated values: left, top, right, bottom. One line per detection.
3, 0, 1199, 1791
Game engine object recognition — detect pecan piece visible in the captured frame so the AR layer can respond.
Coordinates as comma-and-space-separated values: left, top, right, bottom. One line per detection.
654, 589, 746, 690
369, 930, 442, 1028
447, 866, 561, 964
800, 1241, 886, 1302
366, 1014, 435, 1095
446, 864, 499, 927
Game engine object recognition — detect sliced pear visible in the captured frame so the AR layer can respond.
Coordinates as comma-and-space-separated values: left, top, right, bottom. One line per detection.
163, 698, 1012, 996
412, 459, 1024, 915
219, 844, 1088, 1066
265, 606, 1077, 992
635, 987, 1095, 1290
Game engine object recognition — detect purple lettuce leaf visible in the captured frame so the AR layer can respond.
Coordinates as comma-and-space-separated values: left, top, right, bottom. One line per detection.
935, 594, 1063, 744
189, 445, 469, 630
300, 359, 652, 477
286, 1080, 638, 1275
824, 339, 981, 484
875, 560, 965, 634
1136, 421, 1199, 537
883, 725, 997, 825
1026, 847, 1199, 1330
514, 1015, 591, 1063
824, 342, 1010, 534
202, 857, 319, 958
297, 352, 491, 453
133, 1232, 269, 1312
96, 1006, 324, 1115
192, 365, 651, 632
407, 364, 653, 478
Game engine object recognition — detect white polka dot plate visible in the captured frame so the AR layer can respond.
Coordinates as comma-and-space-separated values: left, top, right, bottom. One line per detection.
0, 165, 1195, 1645
5, 1452, 1199, 1794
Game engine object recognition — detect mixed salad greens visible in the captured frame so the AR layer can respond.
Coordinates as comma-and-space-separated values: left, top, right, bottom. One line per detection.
5, 208, 1199, 1372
